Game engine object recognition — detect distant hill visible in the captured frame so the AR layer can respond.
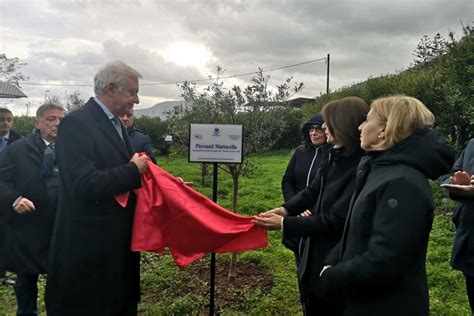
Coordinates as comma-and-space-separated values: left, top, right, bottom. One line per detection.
134, 100, 185, 120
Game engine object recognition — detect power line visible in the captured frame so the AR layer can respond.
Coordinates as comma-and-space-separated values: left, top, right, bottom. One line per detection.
143, 57, 327, 85
20, 57, 327, 87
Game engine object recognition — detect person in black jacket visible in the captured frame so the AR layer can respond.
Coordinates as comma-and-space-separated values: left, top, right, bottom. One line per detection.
0, 107, 22, 287
281, 112, 329, 257
0, 107, 22, 152
119, 108, 156, 164
254, 97, 369, 315
280, 112, 329, 308
320, 95, 455, 316
443, 138, 474, 313
0, 103, 65, 315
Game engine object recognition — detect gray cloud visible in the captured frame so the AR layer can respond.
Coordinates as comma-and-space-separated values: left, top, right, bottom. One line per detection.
0, 0, 472, 115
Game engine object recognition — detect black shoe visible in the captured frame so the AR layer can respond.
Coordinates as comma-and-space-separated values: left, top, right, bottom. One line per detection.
1, 277, 15, 286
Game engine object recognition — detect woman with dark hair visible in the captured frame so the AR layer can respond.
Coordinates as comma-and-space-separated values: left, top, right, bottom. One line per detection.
281, 112, 329, 258
319, 96, 455, 316
254, 97, 369, 315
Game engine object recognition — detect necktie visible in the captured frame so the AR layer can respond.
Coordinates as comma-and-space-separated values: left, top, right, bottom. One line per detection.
0, 137, 7, 152
111, 117, 123, 140
41, 143, 57, 177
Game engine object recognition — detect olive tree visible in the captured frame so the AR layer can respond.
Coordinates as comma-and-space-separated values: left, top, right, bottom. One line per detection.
167, 67, 303, 280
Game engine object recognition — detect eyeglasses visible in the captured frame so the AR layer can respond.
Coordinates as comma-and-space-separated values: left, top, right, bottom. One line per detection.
309, 125, 324, 134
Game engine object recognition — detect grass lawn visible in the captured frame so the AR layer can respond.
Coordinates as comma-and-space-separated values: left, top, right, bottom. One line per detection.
0, 150, 469, 315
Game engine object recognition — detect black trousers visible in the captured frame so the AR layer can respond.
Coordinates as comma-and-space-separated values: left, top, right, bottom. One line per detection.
302, 291, 344, 316
14, 273, 39, 316
465, 274, 474, 314
46, 301, 138, 316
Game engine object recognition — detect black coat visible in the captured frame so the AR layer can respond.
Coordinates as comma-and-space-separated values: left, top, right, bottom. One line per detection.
449, 139, 474, 276
283, 147, 365, 299
0, 130, 57, 274
281, 113, 329, 254
322, 129, 455, 316
127, 127, 156, 163
0, 128, 23, 269
45, 98, 142, 315
281, 144, 329, 201
281, 143, 329, 252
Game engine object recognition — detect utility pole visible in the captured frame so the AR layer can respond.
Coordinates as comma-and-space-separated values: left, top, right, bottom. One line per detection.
326, 53, 330, 95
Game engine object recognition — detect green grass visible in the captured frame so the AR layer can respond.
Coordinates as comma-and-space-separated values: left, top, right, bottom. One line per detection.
0, 150, 469, 315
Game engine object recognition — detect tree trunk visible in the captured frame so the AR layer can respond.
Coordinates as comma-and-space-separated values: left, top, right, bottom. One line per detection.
200, 163, 209, 186
228, 172, 239, 282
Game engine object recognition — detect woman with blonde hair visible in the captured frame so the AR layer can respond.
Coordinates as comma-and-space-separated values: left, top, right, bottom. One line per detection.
320, 95, 455, 316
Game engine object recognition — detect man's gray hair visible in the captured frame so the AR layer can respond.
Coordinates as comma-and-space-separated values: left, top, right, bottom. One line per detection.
36, 103, 65, 119
94, 61, 142, 96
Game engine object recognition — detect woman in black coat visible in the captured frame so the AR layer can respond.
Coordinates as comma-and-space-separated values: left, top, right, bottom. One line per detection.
320, 96, 455, 316
254, 97, 369, 315
281, 112, 329, 256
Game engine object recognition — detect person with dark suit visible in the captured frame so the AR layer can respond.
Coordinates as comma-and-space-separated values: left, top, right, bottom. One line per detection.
254, 97, 369, 315
0, 108, 22, 152
45, 61, 149, 316
320, 96, 455, 316
0, 103, 65, 315
443, 138, 474, 314
0, 107, 22, 287
119, 107, 156, 163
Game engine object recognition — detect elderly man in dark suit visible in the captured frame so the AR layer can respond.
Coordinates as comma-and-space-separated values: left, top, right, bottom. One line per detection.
0, 107, 22, 287
119, 107, 156, 163
45, 61, 149, 316
0, 103, 65, 315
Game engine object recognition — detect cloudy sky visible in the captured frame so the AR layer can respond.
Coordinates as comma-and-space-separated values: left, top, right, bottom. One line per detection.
0, 0, 472, 115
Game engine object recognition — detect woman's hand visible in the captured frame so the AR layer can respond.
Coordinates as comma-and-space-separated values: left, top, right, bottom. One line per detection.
298, 210, 312, 217
260, 206, 288, 217
252, 212, 283, 230
452, 171, 471, 185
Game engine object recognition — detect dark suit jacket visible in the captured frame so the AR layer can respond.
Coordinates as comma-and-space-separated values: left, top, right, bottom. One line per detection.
0, 130, 57, 274
45, 98, 142, 316
7, 130, 22, 146
0, 128, 24, 271
127, 127, 156, 163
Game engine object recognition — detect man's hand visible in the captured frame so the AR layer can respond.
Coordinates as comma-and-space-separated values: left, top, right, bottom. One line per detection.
14, 198, 36, 214
130, 153, 149, 174
177, 177, 194, 187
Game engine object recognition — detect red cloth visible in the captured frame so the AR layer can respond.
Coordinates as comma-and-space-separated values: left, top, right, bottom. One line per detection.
115, 162, 268, 268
